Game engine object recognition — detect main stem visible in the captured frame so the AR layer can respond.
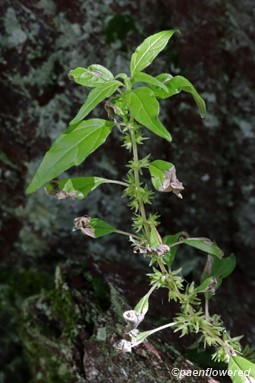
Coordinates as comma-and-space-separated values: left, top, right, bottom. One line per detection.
129, 127, 167, 274
129, 125, 167, 274
129, 126, 150, 240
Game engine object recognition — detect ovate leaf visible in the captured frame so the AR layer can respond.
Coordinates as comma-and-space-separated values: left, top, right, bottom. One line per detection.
90, 218, 115, 238
130, 30, 178, 76
228, 356, 255, 383
148, 160, 174, 190
26, 119, 114, 194
151, 74, 206, 118
69, 64, 114, 87
184, 238, 224, 259
132, 72, 168, 92
70, 80, 122, 125
125, 87, 172, 142
45, 177, 110, 200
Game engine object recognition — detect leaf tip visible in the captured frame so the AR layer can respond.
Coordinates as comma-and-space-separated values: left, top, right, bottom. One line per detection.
25, 186, 32, 195
173, 28, 181, 35
69, 117, 77, 125
200, 100, 207, 118
25, 181, 35, 195
200, 110, 207, 119
166, 133, 172, 142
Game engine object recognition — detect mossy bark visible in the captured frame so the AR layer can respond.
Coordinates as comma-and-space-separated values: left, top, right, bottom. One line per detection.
21, 259, 220, 383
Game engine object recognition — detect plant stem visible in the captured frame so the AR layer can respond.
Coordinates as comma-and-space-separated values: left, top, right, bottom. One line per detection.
129, 126, 150, 240
157, 259, 168, 274
205, 296, 210, 318
141, 322, 176, 338
115, 229, 140, 240
128, 125, 168, 275
107, 180, 129, 187
147, 283, 158, 297
167, 238, 206, 249
168, 240, 185, 248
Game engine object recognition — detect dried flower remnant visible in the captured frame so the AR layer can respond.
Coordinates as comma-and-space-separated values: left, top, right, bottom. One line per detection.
45, 181, 79, 200
123, 310, 145, 333
140, 244, 170, 258
114, 311, 146, 354
73, 216, 95, 238
114, 339, 132, 353
129, 236, 148, 254
57, 190, 79, 200
159, 166, 184, 198
150, 244, 170, 257
104, 100, 123, 123
129, 236, 170, 257
205, 277, 218, 295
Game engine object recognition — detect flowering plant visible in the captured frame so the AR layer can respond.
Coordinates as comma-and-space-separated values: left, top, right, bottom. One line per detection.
27, 30, 255, 382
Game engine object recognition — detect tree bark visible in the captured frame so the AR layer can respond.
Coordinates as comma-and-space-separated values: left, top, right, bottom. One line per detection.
21, 258, 220, 383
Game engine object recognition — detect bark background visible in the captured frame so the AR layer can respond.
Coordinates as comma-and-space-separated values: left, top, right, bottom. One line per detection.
0, 1, 254, 382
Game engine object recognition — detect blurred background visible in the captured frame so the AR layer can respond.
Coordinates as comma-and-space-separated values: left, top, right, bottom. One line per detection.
0, 0, 254, 382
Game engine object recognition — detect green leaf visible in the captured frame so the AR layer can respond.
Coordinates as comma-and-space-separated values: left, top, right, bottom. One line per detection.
163, 232, 188, 268
132, 72, 168, 92
70, 80, 122, 125
228, 356, 255, 383
151, 74, 206, 118
134, 330, 152, 344
134, 294, 149, 315
26, 119, 114, 194
130, 30, 178, 76
171, 76, 206, 118
90, 218, 115, 238
149, 73, 174, 98
45, 177, 110, 200
211, 254, 236, 279
184, 238, 224, 259
163, 232, 186, 247
125, 87, 172, 142
68, 64, 114, 87
148, 160, 174, 190
201, 254, 236, 297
